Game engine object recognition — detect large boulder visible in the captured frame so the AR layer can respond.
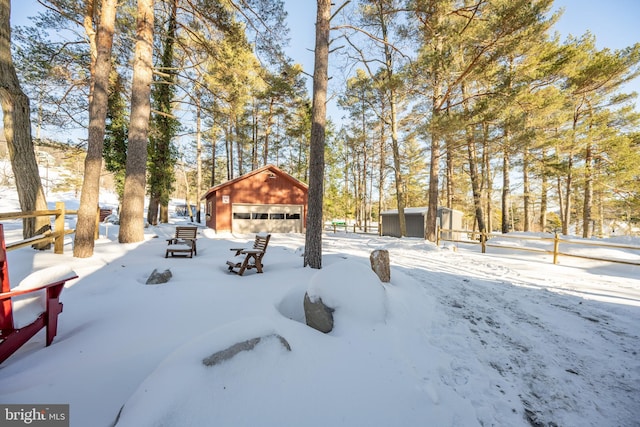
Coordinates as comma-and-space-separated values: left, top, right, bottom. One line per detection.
303, 293, 335, 333
304, 259, 387, 334
203, 334, 291, 367
369, 249, 390, 282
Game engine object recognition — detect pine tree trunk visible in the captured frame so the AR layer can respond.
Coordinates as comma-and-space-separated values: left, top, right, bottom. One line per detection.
461, 83, 485, 236
539, 149, 548, 231
501, 129, 511, 234
482, 122, 492, 233
523, 150, 531, 232
582, 144, 593, 238
376, 3, 406, 237
0, 0, 49, 243
235, 116, 244, 176
377, 116, 386, 235
467, 127, 486, 235
74, 0, 118, 257
226, 121, 233, 180
425, 23, 444, 243
119, 0, 154, 243
446, 135, 454, 209
195, 97, 202, 223
263, 98, 275, 166
147, 194, 159, 225
304, 0, 330, 269
563, 154, 573, 235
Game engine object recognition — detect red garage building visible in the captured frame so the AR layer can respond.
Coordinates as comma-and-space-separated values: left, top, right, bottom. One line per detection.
201, 164, 308, 234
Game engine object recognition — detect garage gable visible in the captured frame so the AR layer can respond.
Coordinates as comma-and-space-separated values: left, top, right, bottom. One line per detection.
201, 165, 308, 233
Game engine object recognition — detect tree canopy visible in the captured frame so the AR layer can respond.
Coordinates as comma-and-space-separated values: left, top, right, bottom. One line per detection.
8, 0, 640, 258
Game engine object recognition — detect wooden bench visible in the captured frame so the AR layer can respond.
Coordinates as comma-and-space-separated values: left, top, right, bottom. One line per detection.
227, 234, 271, 276
0, 224, 78, 364
165, 226, 198, 258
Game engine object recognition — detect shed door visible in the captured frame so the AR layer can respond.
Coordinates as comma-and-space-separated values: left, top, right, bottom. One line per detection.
232, 204, 303, 233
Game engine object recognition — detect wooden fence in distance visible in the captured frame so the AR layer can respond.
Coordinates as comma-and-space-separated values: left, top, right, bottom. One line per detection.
437, 228, 640, 267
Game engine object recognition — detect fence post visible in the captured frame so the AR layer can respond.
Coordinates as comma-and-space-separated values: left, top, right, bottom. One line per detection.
54, 202, 65, 254
553, 233, 560, 264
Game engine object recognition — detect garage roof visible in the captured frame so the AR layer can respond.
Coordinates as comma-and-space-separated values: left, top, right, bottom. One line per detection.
201, 164, 308, 200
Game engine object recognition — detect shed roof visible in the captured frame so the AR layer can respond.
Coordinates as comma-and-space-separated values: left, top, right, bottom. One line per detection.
380, 207, 428, 216
201, 164, 308, 200
380, 207, 464, 216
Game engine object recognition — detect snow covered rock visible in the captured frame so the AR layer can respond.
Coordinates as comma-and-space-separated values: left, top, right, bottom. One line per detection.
304, 259, 387, 334
202, 334, 291, 367
145, 268, 172, 285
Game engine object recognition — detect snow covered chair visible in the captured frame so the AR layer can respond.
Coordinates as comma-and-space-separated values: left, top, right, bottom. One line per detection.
0, 224, 78, 364
165, 226, 198, 258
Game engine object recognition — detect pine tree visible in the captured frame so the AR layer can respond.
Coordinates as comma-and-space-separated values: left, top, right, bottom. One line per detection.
147, 0, 179, 226
304, 0, 331, 269
74, 0, 118, 258
0, 0, 50, 242
119, 0, 154, 243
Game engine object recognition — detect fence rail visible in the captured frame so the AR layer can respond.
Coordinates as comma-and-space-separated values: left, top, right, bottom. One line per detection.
325, 223, 380, 234
438, 228, 640, 266
0, 203, 102, 254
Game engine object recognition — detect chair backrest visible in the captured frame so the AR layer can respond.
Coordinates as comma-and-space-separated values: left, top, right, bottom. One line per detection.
175, 226, 197, 240
1, 224, 10, 294
253, 234, 271, 252
0, 224, 14, 331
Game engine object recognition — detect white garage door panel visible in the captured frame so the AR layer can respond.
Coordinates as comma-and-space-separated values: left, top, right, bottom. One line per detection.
232, 204, 303, 233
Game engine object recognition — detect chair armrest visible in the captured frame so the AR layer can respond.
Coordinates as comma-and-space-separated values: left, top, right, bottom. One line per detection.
240, 249, 263, 255
0, 274, 78, 300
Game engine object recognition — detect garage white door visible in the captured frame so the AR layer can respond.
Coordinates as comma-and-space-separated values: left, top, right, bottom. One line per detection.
232, 204, 304, 234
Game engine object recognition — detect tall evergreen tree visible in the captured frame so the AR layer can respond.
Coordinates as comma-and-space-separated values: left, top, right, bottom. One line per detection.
304, 0, 331, 269
0, 0, 50, 242
74, 0, 118, 258
119, 0, 154, 243
103, 69, 128, 202
147, 0, 179, 226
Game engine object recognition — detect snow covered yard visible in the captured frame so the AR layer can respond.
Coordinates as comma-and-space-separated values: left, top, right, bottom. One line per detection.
0, 219, 638, 427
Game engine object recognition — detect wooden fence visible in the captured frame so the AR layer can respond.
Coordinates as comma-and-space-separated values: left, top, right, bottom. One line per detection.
437, 228, 640, 266
0, 203, 105, 254
326, 222, 380, 234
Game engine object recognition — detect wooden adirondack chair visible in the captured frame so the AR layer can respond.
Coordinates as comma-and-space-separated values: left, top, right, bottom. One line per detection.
226, 234, 271, 276
0, 224, 78, 364
165, 226, 198, 258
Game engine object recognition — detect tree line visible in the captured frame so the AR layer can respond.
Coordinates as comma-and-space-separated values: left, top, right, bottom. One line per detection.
0, 0, 638, 263
330, 0, 640, 241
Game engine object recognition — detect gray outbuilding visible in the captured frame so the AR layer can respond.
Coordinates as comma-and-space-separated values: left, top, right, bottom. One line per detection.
380, 207, 463, 239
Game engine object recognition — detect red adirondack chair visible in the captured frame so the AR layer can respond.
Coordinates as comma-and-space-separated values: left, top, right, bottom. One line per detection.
0, 224, 78, 364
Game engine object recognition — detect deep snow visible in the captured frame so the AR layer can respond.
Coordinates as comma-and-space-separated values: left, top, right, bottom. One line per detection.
0, 189, 638, 427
